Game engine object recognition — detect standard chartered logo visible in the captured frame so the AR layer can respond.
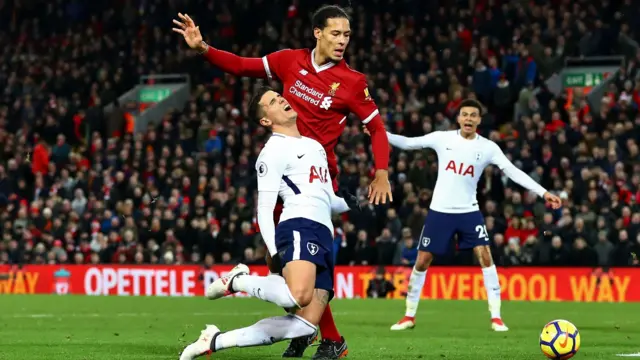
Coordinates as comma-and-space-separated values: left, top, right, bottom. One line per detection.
320, 97, 333, 110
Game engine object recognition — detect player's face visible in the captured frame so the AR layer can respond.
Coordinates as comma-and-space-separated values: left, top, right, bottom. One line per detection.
315, 17, 351, 61
258, 90, 297, 127
457, 106, 481, 136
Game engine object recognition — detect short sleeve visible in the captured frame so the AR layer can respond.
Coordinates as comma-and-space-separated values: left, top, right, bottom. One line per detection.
348, 76, 380, 124
262, 49, 295, 82
256, 146, 287, 192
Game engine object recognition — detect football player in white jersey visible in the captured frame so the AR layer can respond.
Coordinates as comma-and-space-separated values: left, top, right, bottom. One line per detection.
179, 87, 353, 360
366, 99, 562, 332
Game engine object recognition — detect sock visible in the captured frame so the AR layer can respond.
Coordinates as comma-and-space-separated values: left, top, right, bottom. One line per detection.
405, 267, 427, 318
232, 275, 299, 309
482, 265, 502, 319
213, 314, 316, 351
318, 304, 341, 342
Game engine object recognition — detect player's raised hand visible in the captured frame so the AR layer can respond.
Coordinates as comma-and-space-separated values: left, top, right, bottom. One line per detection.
362, 126, 371, 136
172, 13, 206, 52
368, 170, 393, 205
543, 192, 562, 209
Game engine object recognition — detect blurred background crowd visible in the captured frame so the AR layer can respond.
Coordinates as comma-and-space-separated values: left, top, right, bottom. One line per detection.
0, 0, 639, 269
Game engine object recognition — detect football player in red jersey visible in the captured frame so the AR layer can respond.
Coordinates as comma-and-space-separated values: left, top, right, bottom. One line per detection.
174, 5, 391, 359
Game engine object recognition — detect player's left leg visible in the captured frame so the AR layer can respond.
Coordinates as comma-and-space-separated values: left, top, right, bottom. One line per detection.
205, 264, 301, 309
308, 175, 347, 360
456, 211, 508, 332
473, 245, 508, 331
284, 174, 346, 360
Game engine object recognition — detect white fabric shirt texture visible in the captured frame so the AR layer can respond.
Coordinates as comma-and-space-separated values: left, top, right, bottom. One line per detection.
387, 130, 548, 214
256, 133, 349, 255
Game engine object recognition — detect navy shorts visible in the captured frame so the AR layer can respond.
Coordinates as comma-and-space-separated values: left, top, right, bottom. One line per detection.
275, 218, 335, 299
418, 209, 489, 255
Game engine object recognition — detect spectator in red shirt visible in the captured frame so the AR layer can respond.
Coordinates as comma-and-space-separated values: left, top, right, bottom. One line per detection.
32, 139, 50, 175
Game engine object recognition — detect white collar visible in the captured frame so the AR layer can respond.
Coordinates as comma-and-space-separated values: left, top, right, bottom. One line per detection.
311, 48, 336, 73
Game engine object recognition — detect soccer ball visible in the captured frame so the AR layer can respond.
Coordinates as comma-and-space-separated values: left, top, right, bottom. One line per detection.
539, 319, 580, 359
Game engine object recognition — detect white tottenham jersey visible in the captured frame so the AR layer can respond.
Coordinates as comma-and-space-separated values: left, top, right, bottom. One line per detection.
387, 130, 547, 213
256, 133, 341, 254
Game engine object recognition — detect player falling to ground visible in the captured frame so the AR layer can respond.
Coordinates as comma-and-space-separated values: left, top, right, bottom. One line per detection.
173, 6, 391, 358
366, 99, 562, 332
180, 88, 354, 360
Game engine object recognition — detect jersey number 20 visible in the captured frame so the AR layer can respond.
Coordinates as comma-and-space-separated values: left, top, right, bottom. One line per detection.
475, 225, 489, 241
309, 165, 329, 184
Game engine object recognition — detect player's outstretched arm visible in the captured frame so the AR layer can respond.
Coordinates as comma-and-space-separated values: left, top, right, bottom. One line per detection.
173, 13, 268, 78
366, 129, 439, 151
489, 143, 562, 209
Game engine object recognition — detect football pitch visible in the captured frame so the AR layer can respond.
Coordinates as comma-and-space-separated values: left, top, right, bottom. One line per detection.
0, 296, 638, 359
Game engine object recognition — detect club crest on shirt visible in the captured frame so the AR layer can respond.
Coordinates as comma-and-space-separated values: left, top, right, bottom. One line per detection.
475, 152, 482, 161
328, 82, 340, 96
421, 237, 430, 247
307, 242, 319, 255
319, 148, 327, 160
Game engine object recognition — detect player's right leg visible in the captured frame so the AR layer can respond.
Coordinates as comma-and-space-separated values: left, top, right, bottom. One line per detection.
391, 210, 455, 331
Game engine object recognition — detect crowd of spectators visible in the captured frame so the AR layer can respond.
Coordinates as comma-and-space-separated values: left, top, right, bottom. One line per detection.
0, 0, 639, 268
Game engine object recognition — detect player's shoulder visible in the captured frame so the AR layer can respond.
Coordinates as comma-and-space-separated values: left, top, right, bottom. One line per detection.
270, 48, 309, 60
336, 61, 366, 83
261, 133, 290, 154
475, 134, 500, 150
300, 136, 323, 149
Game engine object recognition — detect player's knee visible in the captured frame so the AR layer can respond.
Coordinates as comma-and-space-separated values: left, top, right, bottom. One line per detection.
288, 286, 314, 308
415, 251, 433, 272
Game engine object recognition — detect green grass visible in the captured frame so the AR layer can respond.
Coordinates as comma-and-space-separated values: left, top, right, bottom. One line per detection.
0, 296, 638, 359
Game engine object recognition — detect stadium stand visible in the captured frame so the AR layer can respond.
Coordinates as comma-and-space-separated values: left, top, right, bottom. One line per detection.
0, 0, 639, 270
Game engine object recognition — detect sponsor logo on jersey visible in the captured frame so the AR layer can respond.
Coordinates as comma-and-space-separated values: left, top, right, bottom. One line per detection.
299, 69, 308, 76
328, 82, 340, 96
288, 80, 326, 107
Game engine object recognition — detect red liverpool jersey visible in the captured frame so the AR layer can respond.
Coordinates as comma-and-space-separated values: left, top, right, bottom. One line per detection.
262, 48, 379, 177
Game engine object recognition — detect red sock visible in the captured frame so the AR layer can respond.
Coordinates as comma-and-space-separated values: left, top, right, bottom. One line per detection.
318, 304, 341, 342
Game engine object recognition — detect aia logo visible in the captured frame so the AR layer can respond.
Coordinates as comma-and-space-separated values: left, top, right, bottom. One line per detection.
445, 160, 475, 177
309, 165, 329, 183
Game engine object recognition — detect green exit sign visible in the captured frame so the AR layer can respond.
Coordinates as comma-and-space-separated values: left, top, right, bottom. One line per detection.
139, 88, 172, 102
564, 72, 609, 88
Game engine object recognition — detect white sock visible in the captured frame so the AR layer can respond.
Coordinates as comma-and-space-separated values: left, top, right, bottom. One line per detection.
482, 265, 502, 319
405, 267, 427, 318
232, 274, 298, 308
214, 314, 316, 351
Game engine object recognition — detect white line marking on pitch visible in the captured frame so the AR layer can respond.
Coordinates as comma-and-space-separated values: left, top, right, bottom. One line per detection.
616, 353, 640, 357
1, 311, 357, 319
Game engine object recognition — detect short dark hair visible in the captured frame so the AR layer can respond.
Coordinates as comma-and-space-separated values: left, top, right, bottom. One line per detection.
458, 99, 484, 116
311, 4, 351, 30
248, 86, 273, 125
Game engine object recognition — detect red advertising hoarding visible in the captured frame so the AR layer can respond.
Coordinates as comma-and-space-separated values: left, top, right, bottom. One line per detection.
0, 265, 637, 302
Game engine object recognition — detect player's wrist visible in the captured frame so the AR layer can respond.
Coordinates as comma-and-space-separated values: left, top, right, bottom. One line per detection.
197, 41, 209, 54
374, 169, 389, 178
